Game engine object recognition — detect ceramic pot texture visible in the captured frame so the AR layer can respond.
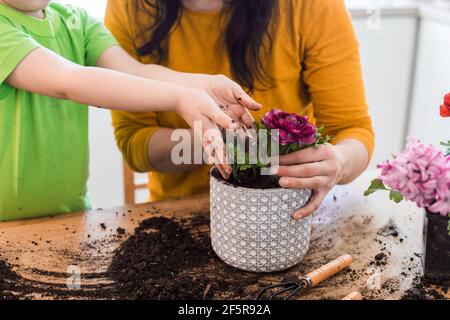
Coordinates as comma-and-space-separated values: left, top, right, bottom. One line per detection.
210, 175, 313, 273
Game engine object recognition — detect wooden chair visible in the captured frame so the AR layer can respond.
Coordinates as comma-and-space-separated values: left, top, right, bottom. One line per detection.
123, 163, 148, 204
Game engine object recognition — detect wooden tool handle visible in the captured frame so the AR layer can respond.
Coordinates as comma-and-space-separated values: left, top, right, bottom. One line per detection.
304, 254, 353, 287
342, 291, 363, 300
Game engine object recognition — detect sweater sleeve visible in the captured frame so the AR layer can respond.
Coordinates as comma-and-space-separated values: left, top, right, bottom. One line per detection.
105, 0, 160, 172
111, 110, 161, 172
300, 0, 375, 159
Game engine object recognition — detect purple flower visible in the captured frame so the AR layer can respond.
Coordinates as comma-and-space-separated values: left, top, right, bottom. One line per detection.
378, 138, 450, 217
262, 109, 317, 146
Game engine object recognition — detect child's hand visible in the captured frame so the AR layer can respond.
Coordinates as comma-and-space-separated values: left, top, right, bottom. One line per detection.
200, 75, 261, 128
175, 88, 240, 178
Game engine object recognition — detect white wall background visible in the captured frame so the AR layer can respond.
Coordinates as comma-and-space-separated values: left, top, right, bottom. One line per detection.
57, 0, 107, 19
408, 20, 450, 143
352, 16, 418, 167
58, 0, 125, 209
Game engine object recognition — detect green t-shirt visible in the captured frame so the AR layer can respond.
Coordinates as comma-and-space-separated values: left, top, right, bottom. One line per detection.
0, 3, 117, 221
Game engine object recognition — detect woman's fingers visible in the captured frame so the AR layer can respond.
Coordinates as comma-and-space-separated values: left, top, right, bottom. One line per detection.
196, 93, 240, 130
278, 145, 333, 166
276, 161, 338, 178
232, 86, 261, 111
279, 176, 329, 189
209, 74, 261, 111
217, 100, 257, 129
239, 107, 257, 128
293, 190, 327, 220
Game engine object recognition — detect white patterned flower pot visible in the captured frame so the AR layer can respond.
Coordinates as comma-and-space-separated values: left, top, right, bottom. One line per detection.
210, 174, 313, 273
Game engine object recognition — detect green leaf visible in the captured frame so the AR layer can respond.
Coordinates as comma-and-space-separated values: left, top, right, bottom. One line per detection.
256, 121, 266, 130
363, 178, 388, 196
441, 141, 450, 156
314, 128, 333, 148
284, 142, 301, 154
389, 191, 404, 203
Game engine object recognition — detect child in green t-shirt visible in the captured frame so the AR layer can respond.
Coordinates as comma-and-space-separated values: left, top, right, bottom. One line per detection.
0, 0, 260, 221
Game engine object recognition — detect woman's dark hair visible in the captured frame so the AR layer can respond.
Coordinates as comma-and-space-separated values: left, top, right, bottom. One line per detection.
135, 0, 279, 92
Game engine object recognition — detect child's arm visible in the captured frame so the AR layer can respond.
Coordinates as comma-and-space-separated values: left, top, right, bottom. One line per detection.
7, 47, 218, 117
96, 46, 260, 128
5, 47, 236, 176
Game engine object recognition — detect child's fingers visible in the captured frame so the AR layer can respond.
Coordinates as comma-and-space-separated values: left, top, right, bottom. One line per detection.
232, 86, 261, 111
216, 163, 231, 179
202, 142, 231, 179
201, 121, 231, 178
217, 165, 229, 179
204, 143, 227, 178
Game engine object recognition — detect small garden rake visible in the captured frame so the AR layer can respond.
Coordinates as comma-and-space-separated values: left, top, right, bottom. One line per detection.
255, 254, 353, 300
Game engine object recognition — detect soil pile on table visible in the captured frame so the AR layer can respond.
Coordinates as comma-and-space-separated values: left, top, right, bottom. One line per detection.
0, 260, 20, 300
0, 257, 116, 300
0, 215, 274, 300
107, 215, 264, 300
401, 275, 449, 300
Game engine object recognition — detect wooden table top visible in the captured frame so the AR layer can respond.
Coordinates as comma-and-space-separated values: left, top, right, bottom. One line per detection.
0, 172, 447, 300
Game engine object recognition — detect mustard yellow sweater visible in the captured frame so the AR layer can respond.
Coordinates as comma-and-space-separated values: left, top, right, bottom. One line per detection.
105, 0, 374, 201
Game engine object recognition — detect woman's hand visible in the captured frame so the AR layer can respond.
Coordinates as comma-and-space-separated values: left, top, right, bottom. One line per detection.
275, 144, 345, 220
175, 74, 261, 178
175, 87, 240, 179
201, 74, 261, 128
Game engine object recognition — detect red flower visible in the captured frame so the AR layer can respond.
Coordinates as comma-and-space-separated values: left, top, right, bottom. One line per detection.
440, 93, 450, 118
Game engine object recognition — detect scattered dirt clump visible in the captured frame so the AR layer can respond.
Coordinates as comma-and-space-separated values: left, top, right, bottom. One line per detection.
0, 260, 20, 300
377, 219, 400, 238
116, 227, 126, 236
370, 252, 388, 267
401, 275, 449, 300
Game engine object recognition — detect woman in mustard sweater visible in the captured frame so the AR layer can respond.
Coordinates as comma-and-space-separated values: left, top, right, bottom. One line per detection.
105, 0, 375, 219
